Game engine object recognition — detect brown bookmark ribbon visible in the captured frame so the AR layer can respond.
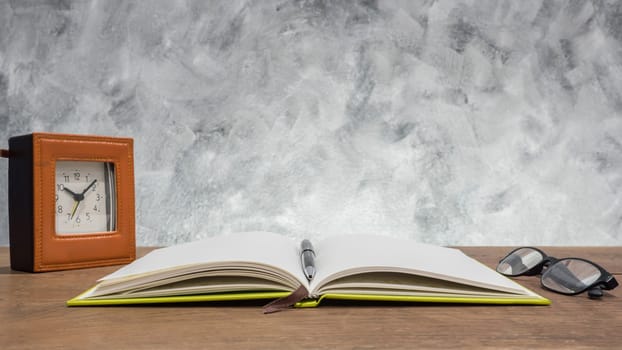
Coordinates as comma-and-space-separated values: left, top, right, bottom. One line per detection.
0, 149, 9, 158
262, 285, 309, 314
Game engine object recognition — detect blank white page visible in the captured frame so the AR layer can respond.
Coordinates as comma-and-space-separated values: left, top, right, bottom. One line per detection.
309, 235, 526, 295
99, 231, 307, 288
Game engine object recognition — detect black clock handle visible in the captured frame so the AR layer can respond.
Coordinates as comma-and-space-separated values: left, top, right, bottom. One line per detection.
81, 179, 98, 195
63, 187, 83, 202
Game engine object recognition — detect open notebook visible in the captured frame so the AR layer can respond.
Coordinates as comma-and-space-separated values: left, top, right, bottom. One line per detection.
67, 232, 550, 309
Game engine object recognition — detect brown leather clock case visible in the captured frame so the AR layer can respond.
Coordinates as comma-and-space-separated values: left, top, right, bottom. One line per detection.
6, 133, 136, 272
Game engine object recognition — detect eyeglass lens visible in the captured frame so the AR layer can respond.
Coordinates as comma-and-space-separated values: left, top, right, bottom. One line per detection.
541, 259, 602, 294
497, 248, 544, 276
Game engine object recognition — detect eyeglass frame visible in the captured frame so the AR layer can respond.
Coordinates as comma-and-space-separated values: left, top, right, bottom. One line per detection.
497, 247, 618, 298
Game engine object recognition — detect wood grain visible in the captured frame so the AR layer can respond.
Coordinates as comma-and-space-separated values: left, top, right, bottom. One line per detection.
1, 246, 620, 349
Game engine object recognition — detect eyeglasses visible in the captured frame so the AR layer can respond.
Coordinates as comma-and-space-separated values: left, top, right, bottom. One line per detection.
497, 247, 618, 298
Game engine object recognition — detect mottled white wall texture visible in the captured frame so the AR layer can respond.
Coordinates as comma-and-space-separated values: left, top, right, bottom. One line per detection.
1, 0, 621, 246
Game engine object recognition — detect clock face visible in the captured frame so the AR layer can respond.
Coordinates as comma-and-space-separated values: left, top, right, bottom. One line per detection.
55, 161, 116, 235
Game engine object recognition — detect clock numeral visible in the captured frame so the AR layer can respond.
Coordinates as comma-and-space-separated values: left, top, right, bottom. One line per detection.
96, 194, 101, 201
57, 184, 65, 191
57, 205, 63, 214
73, 172, 80, 181
64, 175, 70, 182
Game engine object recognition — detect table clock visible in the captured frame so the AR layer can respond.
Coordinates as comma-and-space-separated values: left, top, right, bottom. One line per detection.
1, 133, 135, 272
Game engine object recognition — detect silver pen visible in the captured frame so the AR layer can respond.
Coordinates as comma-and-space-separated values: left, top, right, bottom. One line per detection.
300, 239, 316, 281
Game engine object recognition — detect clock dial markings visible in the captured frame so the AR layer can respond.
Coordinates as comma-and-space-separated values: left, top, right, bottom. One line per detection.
55, 162, 113, 234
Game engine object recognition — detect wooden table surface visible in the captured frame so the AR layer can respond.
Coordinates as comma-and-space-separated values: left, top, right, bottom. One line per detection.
1, 246, 620, 349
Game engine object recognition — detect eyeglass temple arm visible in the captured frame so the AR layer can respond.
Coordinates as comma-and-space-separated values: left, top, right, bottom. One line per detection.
587, 274, 618, 299
603, 274, 619, 290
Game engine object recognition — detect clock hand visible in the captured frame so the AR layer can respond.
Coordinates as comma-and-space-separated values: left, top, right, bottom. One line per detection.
62, 187, 83, 201
64, 180, 98, 220
69, 200, 80, 220
81, 179, 98, 196
62, 187, 82, 219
